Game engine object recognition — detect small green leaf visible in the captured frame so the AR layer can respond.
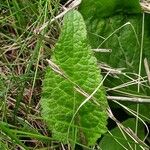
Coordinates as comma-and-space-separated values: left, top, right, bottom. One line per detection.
99, 118, 146, 150
41, 10, 108, 146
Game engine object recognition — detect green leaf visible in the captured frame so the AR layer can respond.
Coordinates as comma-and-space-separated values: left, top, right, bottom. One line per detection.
79, 0, 141, 19
41, 10, 108, 146
127, 103, 150, 122
99, 118, 146, 149
79, 0, 150, 97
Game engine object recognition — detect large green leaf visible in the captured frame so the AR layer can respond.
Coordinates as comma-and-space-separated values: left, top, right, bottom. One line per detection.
127, 103, 150, 122
41, 10, 108, 146
79, 0, 141, 19
99, 118, 146, 149
79, 1, 150, 95
79, 0, 150, 123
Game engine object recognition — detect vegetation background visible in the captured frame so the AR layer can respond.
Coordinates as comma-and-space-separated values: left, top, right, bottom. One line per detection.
0, 0, 150, 149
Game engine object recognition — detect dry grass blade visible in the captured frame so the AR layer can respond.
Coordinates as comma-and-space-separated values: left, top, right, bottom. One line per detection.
144, 58, 150, 84
107, 96, 150, 103
34, 0, 82, 34
92, 48, 112, 53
